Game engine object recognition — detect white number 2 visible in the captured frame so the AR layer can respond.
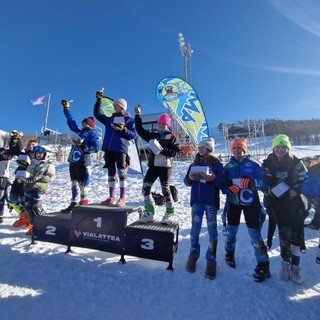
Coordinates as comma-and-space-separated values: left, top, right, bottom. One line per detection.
45, 226, 56, 236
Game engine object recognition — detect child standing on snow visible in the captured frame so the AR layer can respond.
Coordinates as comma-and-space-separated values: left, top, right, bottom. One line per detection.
184, 138, 225, 279
262, 134, 308, 284
19, 146, 55, 235
10, 139, 39, 229
0, 130, 24, 223
60, 100, 100, 213
224, 137, 270, 282
94, 90, 137, 207
134, 105, 180, 224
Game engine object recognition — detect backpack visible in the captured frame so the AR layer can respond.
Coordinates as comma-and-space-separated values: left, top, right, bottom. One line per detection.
151, 185, 179, 206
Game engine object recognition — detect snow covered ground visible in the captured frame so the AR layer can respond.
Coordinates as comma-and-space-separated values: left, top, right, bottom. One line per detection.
0, 145, 319, 320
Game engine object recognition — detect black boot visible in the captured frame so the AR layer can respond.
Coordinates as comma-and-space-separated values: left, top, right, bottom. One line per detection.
253, 261, 270, 282
61, 202, 77, 214
185, 255, 197, 273
225, 250, 236, 268
205, 260, 217, 280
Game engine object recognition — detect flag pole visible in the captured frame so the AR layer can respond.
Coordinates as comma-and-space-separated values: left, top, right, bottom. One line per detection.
43, 93, 51, 135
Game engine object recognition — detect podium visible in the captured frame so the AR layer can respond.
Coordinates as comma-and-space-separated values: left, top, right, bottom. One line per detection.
123, 221, 179, 270
68, 204, 137, 254
33, 212, 71, 246
31, 204, 179, 269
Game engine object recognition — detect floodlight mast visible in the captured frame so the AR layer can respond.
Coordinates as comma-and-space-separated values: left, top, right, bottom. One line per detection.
178, 33, 193, 83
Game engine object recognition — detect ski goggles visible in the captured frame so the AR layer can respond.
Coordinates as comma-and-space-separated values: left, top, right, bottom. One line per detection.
33, 146, 46, 153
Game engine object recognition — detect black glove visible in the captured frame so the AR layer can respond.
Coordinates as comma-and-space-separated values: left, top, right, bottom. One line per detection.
75, 141, 84, 152
95, 90, 104, 99
61, 100, 70, 110
111, 123, 126, 133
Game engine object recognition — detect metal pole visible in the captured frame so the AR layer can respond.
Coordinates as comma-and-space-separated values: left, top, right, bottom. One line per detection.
43, 92, 51, 134
178, 33, 193, 83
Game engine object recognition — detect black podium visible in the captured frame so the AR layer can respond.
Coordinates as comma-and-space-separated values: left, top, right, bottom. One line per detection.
68, 204, 137, 254
31, 204, 179, 269
124, 221, 179, 270
32, 212, 71, 246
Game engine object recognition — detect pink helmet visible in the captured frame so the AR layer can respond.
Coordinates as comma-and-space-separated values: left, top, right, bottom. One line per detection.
158, 114, 171, 128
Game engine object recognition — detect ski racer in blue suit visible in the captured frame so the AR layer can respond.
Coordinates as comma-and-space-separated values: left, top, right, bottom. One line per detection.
61, 100, 100, 213
223, 137, 270, 282
94, 90, 137, 207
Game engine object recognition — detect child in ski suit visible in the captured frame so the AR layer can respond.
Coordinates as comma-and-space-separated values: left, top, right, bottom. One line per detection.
94, 90, 137, 207
224, 137, 270, 282
262, 134, 308, 284
184, 138, 225, 279
301, 161, 320, 230
134, 105, 180, 224
11, 139, 39, 228
60, 100, 100, 213
0, 130, 24, 223
19, 145, 55, 235
300, 162, 320, 264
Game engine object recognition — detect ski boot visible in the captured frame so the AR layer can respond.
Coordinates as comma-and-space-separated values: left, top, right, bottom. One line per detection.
161, 207, 174, 225
61, 202, 78, 213
138, 204, 155, 223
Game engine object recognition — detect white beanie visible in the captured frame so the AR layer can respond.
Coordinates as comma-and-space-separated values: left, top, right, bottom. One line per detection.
114, 98, 127, 111
198, 138, 215, 152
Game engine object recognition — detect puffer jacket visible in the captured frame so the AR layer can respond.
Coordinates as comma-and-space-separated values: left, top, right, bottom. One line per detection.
94, 99, 136, 154
64, 109, 100, 166
135, 114, 179, 168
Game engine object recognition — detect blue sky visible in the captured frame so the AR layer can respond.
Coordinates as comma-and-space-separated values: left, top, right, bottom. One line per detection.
1, 0, 320, 135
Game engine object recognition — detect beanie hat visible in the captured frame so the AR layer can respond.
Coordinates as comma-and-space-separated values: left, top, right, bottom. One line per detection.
114, 98, 127, 111
231, 137, 248, 154
158, 113, 171, 128
198, 138, 215, 153
83, 117, 96, 129
272, 134, 291, 150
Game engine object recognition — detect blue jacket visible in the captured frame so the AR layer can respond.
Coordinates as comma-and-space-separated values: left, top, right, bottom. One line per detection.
301, 164, 320, 199
64, 109, 100, 166
184, 156, 225, 209
224, 155, 266, 206
94, 100, 137, 154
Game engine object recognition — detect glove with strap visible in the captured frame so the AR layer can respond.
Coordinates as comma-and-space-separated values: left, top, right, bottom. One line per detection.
61, 100, 70, 110
111, 123, 127, 133
228, 184, 240, 194
240, 178, 254, 189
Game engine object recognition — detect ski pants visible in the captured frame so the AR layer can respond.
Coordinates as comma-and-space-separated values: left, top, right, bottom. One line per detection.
25, 190, 45, 223
225, 201, 268, 263
189, 203, 218, 261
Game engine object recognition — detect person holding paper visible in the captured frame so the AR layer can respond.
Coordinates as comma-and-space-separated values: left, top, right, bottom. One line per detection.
262, 134, 308, 284
61, 100, 100, 212
134, 106, 179, 224
184, 138, 226, 279
223, 137, 270, 282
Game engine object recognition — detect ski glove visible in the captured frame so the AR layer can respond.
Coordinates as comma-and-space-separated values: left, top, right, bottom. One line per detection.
95, 90, 104, 99
228, 185, 240, 194
61, 100, 70, 110
111, 123, 127, 133
134, 105, 142, 116
240, 178, 254, 189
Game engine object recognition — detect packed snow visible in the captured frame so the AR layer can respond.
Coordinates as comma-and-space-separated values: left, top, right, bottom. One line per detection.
0, 144, 319, 320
